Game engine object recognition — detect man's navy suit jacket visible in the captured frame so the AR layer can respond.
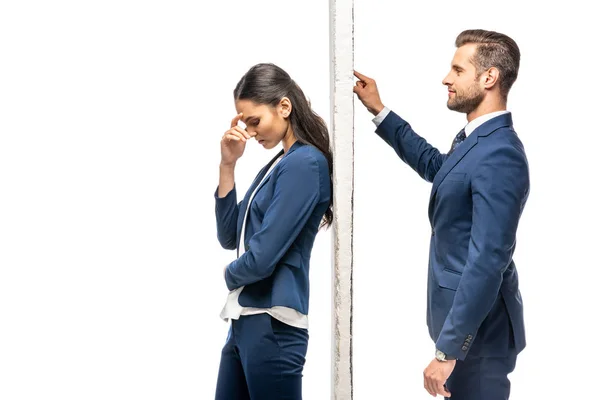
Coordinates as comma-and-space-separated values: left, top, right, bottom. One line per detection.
376, 111, 529, 360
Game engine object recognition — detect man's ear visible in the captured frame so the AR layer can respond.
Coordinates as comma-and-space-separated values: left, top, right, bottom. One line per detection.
483, 67, 500, 90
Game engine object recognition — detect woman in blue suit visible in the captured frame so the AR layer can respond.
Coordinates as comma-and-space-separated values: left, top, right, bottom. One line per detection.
214, 63, 333, 400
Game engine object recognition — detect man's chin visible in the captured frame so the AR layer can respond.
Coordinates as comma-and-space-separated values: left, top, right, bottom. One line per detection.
447, 101, 459, 112
447, 100, 471, 114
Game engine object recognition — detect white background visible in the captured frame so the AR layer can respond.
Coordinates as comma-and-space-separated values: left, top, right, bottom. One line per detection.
0, 1, 598, 400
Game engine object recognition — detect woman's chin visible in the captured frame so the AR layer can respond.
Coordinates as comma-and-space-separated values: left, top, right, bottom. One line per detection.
259, 141, 273, 149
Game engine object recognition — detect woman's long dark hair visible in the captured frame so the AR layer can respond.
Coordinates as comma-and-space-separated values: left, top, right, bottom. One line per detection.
234, 63, 333, 229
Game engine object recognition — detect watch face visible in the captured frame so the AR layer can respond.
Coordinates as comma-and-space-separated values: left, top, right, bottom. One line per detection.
435, 350, 445, 361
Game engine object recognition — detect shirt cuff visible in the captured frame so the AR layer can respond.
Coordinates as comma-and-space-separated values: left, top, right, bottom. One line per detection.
372, 106, 391, 127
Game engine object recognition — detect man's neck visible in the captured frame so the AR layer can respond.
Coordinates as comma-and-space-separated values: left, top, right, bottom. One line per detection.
466, 100, 506, 122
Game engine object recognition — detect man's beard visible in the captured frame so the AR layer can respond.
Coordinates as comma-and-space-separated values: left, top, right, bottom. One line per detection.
447, 83, 484, 114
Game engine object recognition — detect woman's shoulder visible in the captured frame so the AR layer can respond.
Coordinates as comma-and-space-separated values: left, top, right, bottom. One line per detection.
275, 143, 330, 189
284, 142, 328, 169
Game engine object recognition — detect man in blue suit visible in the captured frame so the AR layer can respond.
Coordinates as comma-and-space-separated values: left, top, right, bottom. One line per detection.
354, 29, 529, 399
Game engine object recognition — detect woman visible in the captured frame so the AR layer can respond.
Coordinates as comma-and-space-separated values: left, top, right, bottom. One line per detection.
214, 63, 333, 399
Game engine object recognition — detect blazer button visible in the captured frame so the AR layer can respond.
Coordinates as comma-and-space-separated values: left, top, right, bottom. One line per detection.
431, 229, 435, 236
467, 335, 473, 340
461, 345, 468, 351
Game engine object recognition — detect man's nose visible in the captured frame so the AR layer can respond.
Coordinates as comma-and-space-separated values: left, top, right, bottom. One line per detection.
442, 73, 452, 86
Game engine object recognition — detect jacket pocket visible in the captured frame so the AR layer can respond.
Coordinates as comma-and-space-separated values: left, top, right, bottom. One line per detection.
438, 268, 462, 291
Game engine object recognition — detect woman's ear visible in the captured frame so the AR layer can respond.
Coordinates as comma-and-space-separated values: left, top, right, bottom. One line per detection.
279, 97, 292, 118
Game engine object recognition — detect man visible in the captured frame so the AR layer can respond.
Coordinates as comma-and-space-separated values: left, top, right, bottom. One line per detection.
354, 29, 529, 399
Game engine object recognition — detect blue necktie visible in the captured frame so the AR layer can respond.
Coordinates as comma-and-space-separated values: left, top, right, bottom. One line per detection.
448, 128, 466, 155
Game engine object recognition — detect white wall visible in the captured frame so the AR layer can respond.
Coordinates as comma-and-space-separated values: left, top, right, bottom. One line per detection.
0, 1, 331, 399
353, 1, 599, 399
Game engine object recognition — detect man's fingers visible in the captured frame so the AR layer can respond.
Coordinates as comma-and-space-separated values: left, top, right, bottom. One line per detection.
443, 385, 451, 397
354, 70, 371, 82
230, 112, 243, 128
353, 80, 367, 94
423, 380, 434, 396
426, 381, 437, 397
436, 381, 451, 397
423, 374, 436, 397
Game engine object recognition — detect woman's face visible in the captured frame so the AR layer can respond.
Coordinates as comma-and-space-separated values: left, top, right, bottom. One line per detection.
235, 98, 292, 150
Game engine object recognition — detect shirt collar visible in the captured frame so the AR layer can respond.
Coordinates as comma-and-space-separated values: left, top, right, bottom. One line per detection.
464, 110, 510, 136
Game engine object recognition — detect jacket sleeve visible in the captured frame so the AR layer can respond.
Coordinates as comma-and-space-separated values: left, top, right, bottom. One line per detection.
214, 185, 240, 251
435, 144, 529, 360
224, 153, 322, 290
375, 110, 448, 182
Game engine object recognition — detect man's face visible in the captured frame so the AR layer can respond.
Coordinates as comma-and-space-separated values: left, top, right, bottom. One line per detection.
442, 43, 486, 114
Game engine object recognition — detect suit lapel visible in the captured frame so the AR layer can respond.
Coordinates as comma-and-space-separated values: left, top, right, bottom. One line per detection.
236, 146, 294, 247
249, 141, 303, 205
429, 113, 513, 205
429, 132, 478, 203
252, 150, 284, 195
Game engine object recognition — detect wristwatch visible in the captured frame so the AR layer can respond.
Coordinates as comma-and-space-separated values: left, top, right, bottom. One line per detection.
435, 349, 456, 361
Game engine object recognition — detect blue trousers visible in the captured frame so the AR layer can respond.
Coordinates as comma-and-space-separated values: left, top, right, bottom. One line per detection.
444, 350, 517, 400
215, 313, 309, 400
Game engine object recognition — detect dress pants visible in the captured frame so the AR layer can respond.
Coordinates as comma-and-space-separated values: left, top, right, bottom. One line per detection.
444, 350, 518, 400
215, 313, 309, 400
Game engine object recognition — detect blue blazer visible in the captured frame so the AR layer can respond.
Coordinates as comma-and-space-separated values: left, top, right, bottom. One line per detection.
376, 111, 529, 360
215, 141, 331, 315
